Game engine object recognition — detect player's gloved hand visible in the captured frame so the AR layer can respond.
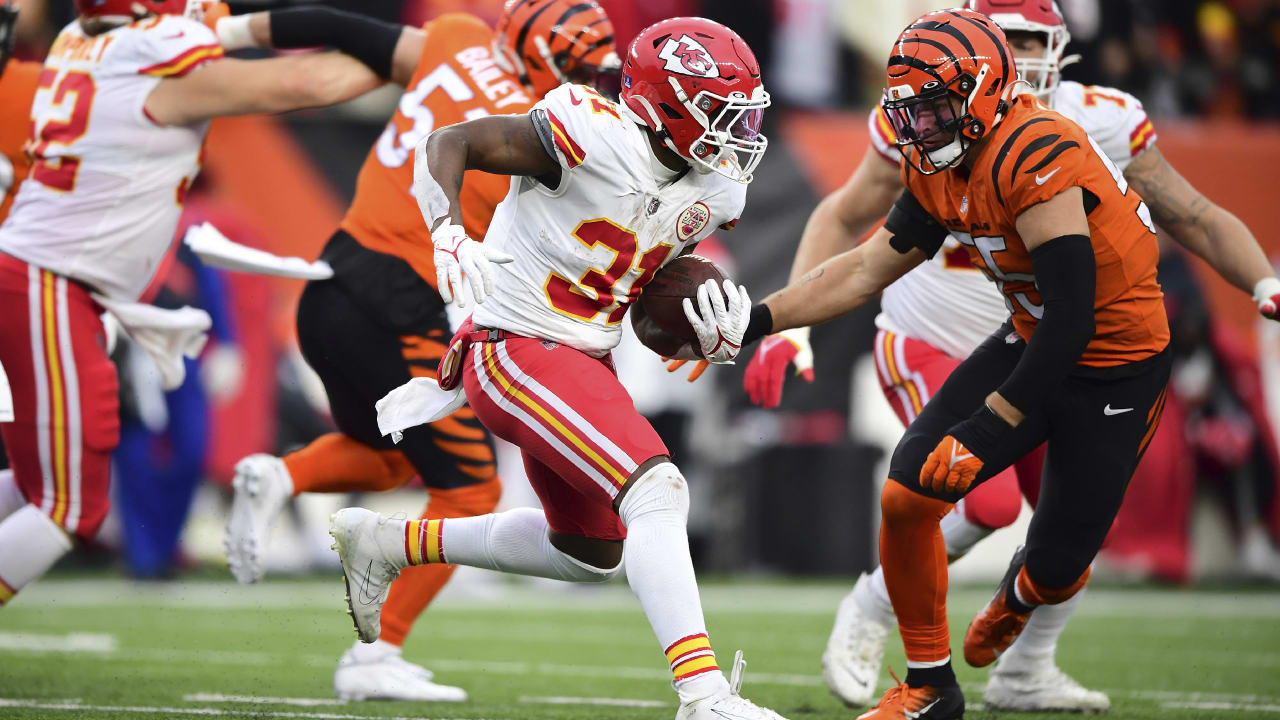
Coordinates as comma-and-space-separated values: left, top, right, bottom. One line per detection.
200, 2, 231, 32
920, 404, 1011, 494
432, 222, 513, 308
743, 327, 814, 408
665, 358, 709, 382
682, 279, 750, 364
1255, 277, 1280, 321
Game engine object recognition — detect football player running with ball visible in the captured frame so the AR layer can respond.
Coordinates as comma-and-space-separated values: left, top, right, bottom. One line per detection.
326, 17, 786, 720
0, 0, 384, 610
722, 8, 1273, 719
741, 0, 1280, 713
214, 0, 619, 701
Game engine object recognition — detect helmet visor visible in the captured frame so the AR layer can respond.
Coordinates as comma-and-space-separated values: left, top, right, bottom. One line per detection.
883, 88, 959, 153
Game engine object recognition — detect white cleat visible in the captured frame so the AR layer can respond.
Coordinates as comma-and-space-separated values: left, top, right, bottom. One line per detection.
676, 651, 790, 720
822, 573, 894, 707
984, 664, 1111, 713
333, 648, 467, 702
329, 508, 405, 643
225, 454, 293, 584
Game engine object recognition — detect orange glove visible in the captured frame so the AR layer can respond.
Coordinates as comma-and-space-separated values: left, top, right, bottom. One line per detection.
919, 404, 1013, 495
919, 435, 984, 494
664, 358, 708, 382
202, 2, 231, 33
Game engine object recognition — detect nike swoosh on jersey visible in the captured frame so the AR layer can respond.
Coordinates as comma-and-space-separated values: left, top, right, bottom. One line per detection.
1035, 167, 1061, 185
1103, 404, 1134, 416
567, 89, 582, 105
165, 31, 186, 39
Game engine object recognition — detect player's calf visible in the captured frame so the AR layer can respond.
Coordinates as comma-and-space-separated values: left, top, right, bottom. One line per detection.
964, 547, 1090, 667
0, 505, 73, 606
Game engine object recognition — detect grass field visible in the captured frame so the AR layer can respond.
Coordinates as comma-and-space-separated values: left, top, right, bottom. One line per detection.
2, 572, 1279, 719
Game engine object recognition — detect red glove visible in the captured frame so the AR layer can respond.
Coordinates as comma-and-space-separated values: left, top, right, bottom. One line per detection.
1256, 277, 1280, 320
742, 328, 814, 408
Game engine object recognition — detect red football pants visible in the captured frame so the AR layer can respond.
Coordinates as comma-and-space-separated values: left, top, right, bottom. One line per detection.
0, 253, 118, 540
462, 337, 668, 540
873, 328, 1046, 526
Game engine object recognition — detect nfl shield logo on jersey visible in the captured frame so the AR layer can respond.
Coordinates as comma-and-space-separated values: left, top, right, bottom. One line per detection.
960, 196, 969, 215
677, 202, 711, 241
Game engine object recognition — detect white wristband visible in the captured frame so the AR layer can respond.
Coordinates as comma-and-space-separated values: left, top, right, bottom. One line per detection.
215, 15, 256, 51
1254, 276, 1280, 303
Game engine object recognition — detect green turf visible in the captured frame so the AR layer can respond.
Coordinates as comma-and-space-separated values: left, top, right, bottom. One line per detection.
1, 574, 1278, 719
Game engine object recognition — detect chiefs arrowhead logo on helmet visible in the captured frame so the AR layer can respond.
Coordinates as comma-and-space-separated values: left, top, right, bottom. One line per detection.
657, 35, 719, 78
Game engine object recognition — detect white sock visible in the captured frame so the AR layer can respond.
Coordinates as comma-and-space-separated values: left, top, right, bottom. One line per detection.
348, 637, 402, 663
0, 470, 25, 521
998, 585, 1086, 671
0, 505, 73, 603
433, 508, 619, 583
859, 568, 898, 628
618, 463, 729, 703
940, 502, 993, 559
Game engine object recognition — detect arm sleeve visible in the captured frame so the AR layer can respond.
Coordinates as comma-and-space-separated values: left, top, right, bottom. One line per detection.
884, 188, 949, 258
268, 6, 402, 79
995, 234, 1096, 415
528, 108, 560, 164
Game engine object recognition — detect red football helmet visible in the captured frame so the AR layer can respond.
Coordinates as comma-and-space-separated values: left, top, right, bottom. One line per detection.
74, 0, 205, 25
883, 8, 1017, 175
494, 0, 621, 100
620, 17, 770, 183
966, 0, 1075, 98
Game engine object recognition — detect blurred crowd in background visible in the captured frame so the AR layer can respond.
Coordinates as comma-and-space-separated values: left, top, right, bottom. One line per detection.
3, 0, 1279, 587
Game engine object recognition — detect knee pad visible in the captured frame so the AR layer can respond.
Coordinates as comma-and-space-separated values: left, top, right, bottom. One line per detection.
617, 462, 689, 527
880, 479, 952, 526
426, 476, 502, 518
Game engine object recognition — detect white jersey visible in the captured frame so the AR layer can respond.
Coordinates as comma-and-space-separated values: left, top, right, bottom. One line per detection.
870, 80, 1157, 359
473, 84, 746, 356
0, 16, 222, 301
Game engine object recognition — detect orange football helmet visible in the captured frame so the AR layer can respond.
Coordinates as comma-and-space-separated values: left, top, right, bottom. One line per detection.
494, 0, 621, 99
883, 8, 1018, 174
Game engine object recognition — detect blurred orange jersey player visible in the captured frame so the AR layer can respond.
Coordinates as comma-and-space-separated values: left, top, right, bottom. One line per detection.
0, 0, 38, 224
213, 0, 619, 702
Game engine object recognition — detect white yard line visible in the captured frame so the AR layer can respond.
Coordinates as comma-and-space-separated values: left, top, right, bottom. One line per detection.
0, 631, 116, 652
184, 694, 349, 707
1161, 701, 1280, 713
0, 698, 502, 720
519, 696, 668, 708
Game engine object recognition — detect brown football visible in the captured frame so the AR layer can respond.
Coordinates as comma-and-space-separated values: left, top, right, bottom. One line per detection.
638, 254, 729, 342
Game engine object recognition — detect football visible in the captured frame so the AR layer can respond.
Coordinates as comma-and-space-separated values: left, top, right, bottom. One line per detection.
638, 254, 729, 342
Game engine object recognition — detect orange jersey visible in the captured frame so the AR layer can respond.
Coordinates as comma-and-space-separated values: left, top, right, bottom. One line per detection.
0, 60, 42, 224
340, 13, 536, 288
903, 95, 1169, 367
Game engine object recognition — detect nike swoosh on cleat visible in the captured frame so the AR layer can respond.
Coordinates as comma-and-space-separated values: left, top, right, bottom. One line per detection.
710, 709, 753, 720
357, 560, 382, 605
905, 698, 941, 719
1035, 167, 1061, 185
1103, 404, 1133, 416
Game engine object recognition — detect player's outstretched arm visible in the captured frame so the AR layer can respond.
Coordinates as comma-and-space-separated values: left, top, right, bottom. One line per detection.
757, 225, 924, 336
788, 145, 904, 283
215, 7, 425, 87
144, 53, 382, 126
1124, 146, 1279, 318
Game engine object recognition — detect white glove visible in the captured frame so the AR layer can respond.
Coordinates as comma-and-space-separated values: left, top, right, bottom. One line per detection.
1255, 276, 1280, 320
432, 222, 514, 308
682, 278, 750, 364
